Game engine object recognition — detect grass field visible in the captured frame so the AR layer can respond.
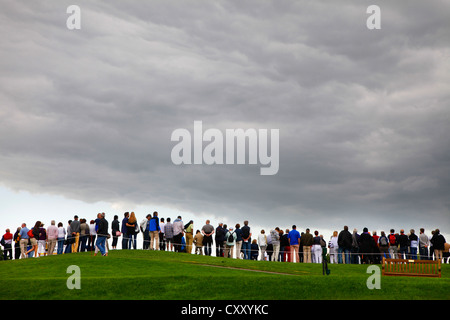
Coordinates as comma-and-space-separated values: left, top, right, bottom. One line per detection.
0, 250, 448, 300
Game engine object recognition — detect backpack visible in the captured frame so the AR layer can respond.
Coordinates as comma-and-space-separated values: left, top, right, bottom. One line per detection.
388, 234, 396, 245
379, 236, 388, 246
227, 232, 235, 243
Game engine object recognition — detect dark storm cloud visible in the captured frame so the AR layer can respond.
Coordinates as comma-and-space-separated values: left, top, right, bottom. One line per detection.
0, 0, 449, 234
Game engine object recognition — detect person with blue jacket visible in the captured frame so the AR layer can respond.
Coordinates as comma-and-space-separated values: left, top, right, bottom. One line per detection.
149, 211, 160, 250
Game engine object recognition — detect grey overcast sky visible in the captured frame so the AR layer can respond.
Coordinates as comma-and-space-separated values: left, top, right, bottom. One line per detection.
0, 0, 449, 241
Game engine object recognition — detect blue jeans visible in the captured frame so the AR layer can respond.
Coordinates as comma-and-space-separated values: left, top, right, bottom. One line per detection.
57, 238, 65, 254
338, 248, 350, 264
409, 247, 417, 260
96, 236, 106, 255
128, 233, 137, 249
122, 233, 129, 249
242, 241, 251, 260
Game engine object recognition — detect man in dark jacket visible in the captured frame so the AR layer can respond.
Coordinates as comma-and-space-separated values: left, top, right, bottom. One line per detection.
431, 229, 446, 261
301, 229, 313, 263
338, 226, 352, 264
398, 229, 409, 259
95, 213, 109, 256
358, 228, 376, 264
215, 223, 225, 257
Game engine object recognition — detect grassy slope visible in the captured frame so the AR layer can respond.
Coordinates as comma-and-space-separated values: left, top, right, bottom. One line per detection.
0, 250, 448, 300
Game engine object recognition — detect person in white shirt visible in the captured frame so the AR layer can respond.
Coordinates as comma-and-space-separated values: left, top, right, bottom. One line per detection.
47, 220, 59, 255
328, 231, 339, 264
258, 230, 267, 261
57, 222, 66, 254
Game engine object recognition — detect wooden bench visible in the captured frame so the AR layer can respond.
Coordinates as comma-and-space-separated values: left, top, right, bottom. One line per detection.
382, 257, 441, 278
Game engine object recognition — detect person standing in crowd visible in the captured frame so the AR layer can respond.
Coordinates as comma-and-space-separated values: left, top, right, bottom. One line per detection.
47, 220, 58, 256
234, 224, 243, 259
419, 228, 429, 260
164, 217, 174, 251
429, 230, 435, 260
271, 228, 280, 262
193, 230, 204, 255
431, 229, 446, 261
358, 227, 375, 264
378, 231, 389, 260
338, 226, 352, 264
126, 212, 138, 250
312, 231, 322, 263
65, 220, 73, 254
388, 229, 399, 259
283, 229, 291, 262
398, 229, 409, 259
250, 239, 259, 260
95, 213, 109, 256
26, 221, 40, 257
71, 215, 81, 253
288, 225, 301, 263
351, 228, 360, 264
258, 229, 267, 261
328, 231, 339, 264
140, 214, 151, 249
13, 227, 21, 259
279, 229, 287, 262
224, 227, 237, 258
1, 229, 13, 260
121, 212, 130, 250
79, 218, 90, 252
57, 222, 66, 254
241, 221, 252, 260
37, 222, 47, 257
201, 220, 214, 256
372, 231, 381, 264
215, 223, 225, 257
266, 231, 273, 261
302, 228, 313, 263
184, 220, 194, 254
88, 220, 97, 251
19, 223, 29, 259
159, 217, 166, 251
408, 229, 418, 260
149, 212, 161, 251
173, 216, 184, 253
111, 215, 120, 250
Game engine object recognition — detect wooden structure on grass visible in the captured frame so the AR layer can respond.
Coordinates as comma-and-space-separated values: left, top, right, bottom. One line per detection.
382, 257, 441, 278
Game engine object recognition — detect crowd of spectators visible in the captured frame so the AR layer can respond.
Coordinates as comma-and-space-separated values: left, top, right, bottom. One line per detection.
1, 212, 449, 265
